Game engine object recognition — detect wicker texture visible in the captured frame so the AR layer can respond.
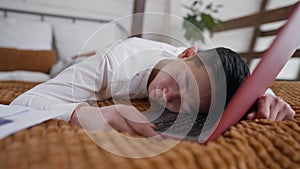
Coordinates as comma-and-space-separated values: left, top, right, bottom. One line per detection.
0, 80, 39, 105
0, 81, 300, 169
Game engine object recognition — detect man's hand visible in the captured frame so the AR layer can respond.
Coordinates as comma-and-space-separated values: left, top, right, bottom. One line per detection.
71, 104, 158, 138
247, 94, 295, 121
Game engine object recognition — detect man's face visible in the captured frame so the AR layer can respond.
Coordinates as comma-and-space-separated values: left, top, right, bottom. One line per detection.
147, 58, 211, 113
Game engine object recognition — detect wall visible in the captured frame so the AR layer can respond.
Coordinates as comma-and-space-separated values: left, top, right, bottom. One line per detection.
169, 0, 299, 52
0, 0, 299, 79
1, 0, 298, 50
168, 0, 300, 80
0, 0, 133, 20
0, 0, 169, 31
0, 0, 169, 58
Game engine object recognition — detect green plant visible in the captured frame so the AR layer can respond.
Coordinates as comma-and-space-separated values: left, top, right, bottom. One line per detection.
183, 0, 224, 43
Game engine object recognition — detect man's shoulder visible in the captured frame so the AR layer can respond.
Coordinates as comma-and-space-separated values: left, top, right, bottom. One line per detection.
122, 37, 177, 50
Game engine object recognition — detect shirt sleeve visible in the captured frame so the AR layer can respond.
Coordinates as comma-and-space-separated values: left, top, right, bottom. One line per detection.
10, 51, 108, 121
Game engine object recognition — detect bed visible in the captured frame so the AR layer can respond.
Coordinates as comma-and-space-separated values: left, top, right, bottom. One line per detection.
0, 80, 300, 168
1, 1, 300, 169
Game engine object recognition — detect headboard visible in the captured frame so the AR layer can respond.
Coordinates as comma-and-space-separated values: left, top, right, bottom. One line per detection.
0, 0, 146, 81
0, 0, 147, 36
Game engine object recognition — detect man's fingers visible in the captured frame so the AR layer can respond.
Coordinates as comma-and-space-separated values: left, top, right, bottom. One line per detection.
247, 112, 257, 120
284, 106, 296, 120
275, 111, 288, 121
268, 104, 281, 120
254, 95, 295, 121
102, 105, 159, 137
150, 123, 157, 129
256, 97, 271, 119
115, 118, 141, 135
276, 104, 295, 120
126, 119, 159, 138
117, 106, 150, 123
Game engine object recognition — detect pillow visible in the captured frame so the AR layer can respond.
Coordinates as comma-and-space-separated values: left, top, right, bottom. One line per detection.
0, 18, 52, 50
0, 70, 50, 82
53, 22, 125, 62
0, 47, 57, 74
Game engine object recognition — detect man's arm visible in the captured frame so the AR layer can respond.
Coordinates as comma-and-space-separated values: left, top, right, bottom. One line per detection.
71, 104, 159, 138
10, 51, 107, 121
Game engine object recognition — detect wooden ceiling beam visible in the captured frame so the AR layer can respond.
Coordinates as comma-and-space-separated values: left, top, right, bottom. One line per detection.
213, 3, 295, 32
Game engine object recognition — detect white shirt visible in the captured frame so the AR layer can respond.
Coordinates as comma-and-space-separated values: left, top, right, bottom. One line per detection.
10, 38, 183, 121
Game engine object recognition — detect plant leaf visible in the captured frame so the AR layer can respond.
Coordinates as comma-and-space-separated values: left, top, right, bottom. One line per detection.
182, 1, 225, 43
201, 13, 216, 31
192, 1, 198, 6
206, 3, 212, 9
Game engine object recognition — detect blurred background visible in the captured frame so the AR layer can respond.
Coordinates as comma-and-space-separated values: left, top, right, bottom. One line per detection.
0, 0, 299, 81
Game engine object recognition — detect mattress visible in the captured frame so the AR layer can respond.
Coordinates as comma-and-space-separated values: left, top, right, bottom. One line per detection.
0, 80, 299, 169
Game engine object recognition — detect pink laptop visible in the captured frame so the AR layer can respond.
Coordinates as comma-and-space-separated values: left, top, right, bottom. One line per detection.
202, 2, 300, 143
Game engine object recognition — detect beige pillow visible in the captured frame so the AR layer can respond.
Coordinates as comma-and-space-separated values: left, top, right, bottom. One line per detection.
0, 47, 57, 74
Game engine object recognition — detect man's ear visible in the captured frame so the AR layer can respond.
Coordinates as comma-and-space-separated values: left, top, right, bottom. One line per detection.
178, 46, 198, 59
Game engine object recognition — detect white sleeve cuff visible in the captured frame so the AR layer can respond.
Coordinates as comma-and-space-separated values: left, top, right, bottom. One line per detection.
265, 88, 275, 96
50, 102, 89, 122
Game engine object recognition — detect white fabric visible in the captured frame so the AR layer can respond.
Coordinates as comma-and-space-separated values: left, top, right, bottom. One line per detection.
49, 57, 87, 78
0, 104, 70, 140
11, 38, 182, 121
265, 88, 275, 96
53, 22, 125, 62
0, 18, 52, 50
0, 71, 50, 82
249, 58, 300, 80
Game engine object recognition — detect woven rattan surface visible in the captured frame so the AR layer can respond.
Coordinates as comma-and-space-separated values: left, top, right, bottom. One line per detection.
0, 80, 300, 169
0, 80, 39, 105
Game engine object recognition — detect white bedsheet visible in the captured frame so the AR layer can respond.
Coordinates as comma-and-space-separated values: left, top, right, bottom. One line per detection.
0, 70, 50, 82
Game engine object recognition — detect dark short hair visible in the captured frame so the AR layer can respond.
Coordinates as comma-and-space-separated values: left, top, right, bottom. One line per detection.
215, 47, 250, 104
195, 47, 250, 106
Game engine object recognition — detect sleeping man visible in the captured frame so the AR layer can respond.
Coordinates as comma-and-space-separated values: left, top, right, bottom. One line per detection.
10, 37, 295, 138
